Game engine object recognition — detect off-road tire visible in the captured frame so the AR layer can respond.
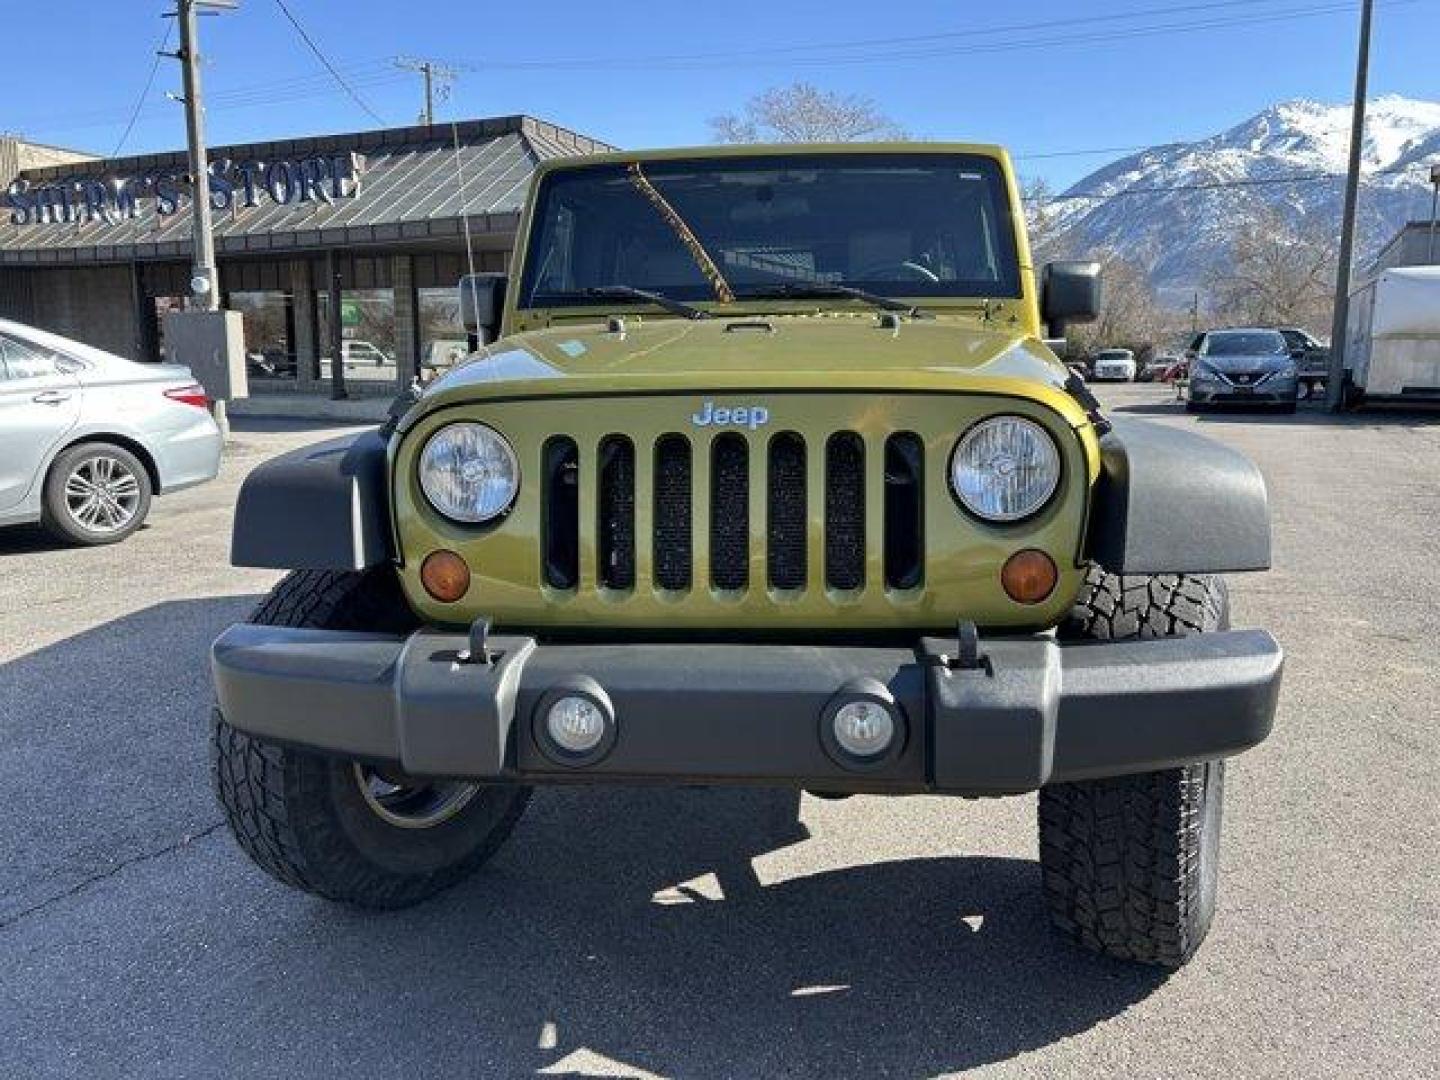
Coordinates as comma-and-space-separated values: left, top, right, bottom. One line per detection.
42, 441, 153, 546
212, 569, 532, 909
1041, 568, 1230, 967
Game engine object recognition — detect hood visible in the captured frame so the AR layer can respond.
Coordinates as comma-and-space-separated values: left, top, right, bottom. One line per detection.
1197, 352, 1293, 374
405, 314, 1082, 430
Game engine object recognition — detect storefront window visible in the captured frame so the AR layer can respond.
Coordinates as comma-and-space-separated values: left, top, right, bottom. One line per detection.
230, 291, 294, 381
318, 287, 397, 391
418, 287, 470, 380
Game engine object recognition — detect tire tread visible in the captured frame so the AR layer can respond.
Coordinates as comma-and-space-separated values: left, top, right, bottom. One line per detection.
212, 569, 530, 909
1042, 567, 1229, 967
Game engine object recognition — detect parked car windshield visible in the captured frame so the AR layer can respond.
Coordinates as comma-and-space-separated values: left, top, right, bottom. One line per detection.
1203, 331, 1287, 356
519, 153, 1022, 309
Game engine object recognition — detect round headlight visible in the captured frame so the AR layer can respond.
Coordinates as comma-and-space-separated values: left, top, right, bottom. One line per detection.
950, 416, 1061, 522
418, 422, 519, 523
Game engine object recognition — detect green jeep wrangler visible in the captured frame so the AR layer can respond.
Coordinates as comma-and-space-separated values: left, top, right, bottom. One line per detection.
210, 144, 1282, 967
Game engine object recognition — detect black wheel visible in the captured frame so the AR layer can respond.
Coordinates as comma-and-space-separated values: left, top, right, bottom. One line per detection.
1184, 400, 1202, 414
1041, 568, 1230, 967
212, 569, 532, 909
42, 442, 152, 545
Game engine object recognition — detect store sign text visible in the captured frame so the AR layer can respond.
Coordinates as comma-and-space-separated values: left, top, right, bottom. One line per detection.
4, 152, 366, 227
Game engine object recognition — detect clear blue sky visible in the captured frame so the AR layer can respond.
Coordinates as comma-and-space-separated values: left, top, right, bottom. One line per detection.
4, 0, 1436, 188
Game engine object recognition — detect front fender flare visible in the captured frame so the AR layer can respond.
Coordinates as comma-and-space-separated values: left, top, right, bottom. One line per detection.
1085, 416, 1270, 575
231, 429, 393, 570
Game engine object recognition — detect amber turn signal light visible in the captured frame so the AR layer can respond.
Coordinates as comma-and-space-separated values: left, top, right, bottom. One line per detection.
420, 550, 471, 602
1001, 549, 1058, 605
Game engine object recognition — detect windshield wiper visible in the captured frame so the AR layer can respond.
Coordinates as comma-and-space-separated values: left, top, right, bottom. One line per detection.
738, 282, 929, 317
581, 285, 712, 321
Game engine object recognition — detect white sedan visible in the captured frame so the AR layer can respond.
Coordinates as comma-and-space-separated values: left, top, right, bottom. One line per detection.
0, 319, 222, 545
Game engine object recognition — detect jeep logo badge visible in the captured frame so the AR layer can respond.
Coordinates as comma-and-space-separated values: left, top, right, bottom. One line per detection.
691, 401, 770, 430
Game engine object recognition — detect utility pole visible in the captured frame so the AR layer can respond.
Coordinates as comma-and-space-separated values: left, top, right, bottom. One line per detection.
1428, 162, 1439, 264
167, 0, 237, 431
1325, 0, 1374, 411
1190, 290, 1200, 334
394, 57, 462, 126
171, 0, 234, 310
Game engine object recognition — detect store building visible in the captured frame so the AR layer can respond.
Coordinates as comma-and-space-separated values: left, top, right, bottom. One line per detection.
0, 116, 609, 395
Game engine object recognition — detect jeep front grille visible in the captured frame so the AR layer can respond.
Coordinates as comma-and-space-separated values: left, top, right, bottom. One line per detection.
543, 429, 927, 601
710, 434, 749, 591
766, 433, 807, 590
597, 436, 635, 591
652, 434, 692, 591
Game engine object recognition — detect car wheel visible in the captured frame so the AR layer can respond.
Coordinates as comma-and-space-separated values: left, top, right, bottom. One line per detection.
41, 442, 153, 546
1041, 569, 1231, 967
212, 569, 533, 909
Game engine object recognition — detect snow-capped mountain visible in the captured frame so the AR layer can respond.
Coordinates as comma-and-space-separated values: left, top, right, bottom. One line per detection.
1046, 95, 1440, 295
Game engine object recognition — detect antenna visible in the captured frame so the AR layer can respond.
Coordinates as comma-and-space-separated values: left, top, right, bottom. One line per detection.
393, 56, 465, 126
451, 119, 477, 281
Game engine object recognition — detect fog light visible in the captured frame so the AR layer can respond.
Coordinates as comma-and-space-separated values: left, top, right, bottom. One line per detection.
547, 696, 606, 754
832, 701, 895, 759
420, 549, 470, 602
821, 681, 907, 771
533, 682, 616, 767
1001, 548, 1058, 604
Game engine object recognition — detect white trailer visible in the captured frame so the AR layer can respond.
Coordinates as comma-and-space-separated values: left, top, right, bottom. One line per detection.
1346, 266, 1440, 402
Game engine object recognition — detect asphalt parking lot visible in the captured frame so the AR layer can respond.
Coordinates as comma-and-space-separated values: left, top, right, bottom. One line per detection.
2, 384, 1437, 1079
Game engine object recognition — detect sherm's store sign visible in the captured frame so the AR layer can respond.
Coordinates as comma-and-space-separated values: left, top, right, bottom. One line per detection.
5, 152, 366, 227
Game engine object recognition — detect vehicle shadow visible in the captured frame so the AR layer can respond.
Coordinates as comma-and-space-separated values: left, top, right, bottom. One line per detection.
0, 596, 261, 920
0, 522, 152, 556
257, 786, 1168, 1078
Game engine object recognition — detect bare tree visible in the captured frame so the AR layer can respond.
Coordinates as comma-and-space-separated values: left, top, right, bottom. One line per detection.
710, 83, 907, 144
1066, 249, 1173, 357
1205, 207, 1337, 332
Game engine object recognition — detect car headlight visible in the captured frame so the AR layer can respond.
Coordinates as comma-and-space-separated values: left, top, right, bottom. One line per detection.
1191, 362, 1220, 381
950, 416, 1061, 522
418, 422, 520, 523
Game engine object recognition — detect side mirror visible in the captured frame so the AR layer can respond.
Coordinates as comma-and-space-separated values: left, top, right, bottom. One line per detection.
1040, 261, 1102, 339
459, 273, 508, 345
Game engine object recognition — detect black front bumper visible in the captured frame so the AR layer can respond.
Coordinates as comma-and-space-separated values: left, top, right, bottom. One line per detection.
211, 625, 1282, 795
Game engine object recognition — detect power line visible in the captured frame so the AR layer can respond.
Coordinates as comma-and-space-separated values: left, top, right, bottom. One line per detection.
111, 19, 174, 157
433, 0, 1297, 70
452, 0, 1428, 71
1015, 144, 1159, 162
271, 0, 385, 125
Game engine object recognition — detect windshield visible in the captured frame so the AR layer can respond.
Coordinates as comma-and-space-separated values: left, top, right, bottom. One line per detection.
1203, 331, 1287, 356
519, 153, 1021, 309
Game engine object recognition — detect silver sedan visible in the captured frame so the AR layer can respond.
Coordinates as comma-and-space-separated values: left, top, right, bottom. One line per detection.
0, 318, 222, 545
